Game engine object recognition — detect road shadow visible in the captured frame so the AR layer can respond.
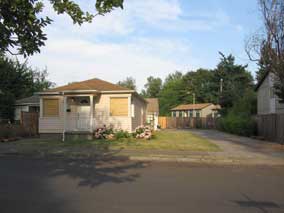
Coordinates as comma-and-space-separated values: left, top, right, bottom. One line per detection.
232, 193, 282, 213
45, 149, 146, 188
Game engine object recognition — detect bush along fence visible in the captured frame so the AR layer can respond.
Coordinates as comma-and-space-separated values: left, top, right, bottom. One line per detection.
158, 117, 217, 129
256, 114, 284, 144
0, 112, 39, 142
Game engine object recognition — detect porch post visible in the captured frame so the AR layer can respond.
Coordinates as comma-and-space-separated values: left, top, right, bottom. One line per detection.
62, 95, 67, 142
90, 95, 94, 132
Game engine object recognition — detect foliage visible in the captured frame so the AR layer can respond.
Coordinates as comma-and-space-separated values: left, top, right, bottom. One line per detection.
246, 0, 284, 102
157, 54, 254, 116
0, 55, 54, 120
114, 129, 130, 140
141, 76, 162, 98
94, 126, 131, 140
159, 71, 185, 115
0, 0, 124, 56
218, 89, 257, 136
182, 68, 216, 104
0, 123, 29, 140
132, 125, 152, 140
214, 53, 254, 114
218, 113, 257, 137
94, 126, 114, 139
117, 77, 136, 90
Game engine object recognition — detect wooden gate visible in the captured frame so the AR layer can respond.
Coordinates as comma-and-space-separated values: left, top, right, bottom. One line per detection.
21, 112, 39, 135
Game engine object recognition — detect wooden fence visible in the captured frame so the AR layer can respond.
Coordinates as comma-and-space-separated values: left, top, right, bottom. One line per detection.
256, 114, 284, 143
21, 112, 39, 135
158, 117, 217, 129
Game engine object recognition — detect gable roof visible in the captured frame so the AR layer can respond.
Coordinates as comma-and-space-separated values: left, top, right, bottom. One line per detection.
15, 95, 39, 106
146, 98, 159, 113
46, 78, 131, 93
255, 71, 269, 91
171, 103, 213, 111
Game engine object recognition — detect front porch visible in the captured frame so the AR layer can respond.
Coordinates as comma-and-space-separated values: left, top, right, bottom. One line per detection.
63, 95, 95, 134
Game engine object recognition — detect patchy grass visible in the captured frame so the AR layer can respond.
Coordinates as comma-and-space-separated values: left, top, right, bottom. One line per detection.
106, 130, 220, 151
3, 130, 220, 155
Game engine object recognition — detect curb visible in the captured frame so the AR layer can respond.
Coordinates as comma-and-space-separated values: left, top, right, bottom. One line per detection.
129, 155, 284, 166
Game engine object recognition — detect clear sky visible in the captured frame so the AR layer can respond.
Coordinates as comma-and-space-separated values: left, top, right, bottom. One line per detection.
22, 0, 262, 91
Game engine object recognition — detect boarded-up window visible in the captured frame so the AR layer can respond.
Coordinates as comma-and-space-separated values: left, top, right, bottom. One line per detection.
43, 99, 59, 117
110, 97, 128, 116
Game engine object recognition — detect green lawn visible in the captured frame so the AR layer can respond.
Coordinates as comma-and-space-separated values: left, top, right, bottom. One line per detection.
108, 130, 220, 151
6, 130, 220, 154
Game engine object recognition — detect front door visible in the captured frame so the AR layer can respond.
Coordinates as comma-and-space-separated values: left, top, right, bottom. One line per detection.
77, 105, 91, 130
67, 97, 92, 132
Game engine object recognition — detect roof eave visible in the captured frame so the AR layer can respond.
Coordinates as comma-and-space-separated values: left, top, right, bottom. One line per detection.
35, 90, 99, 95
101, 90, 135, 93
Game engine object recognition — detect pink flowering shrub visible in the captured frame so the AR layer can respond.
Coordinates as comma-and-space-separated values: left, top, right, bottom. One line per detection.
133, 125, 153, 140
94, 125, 114, 140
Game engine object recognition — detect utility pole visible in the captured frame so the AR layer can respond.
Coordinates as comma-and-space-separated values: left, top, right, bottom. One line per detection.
220, 78, 223, 93
193, 93, 196, 105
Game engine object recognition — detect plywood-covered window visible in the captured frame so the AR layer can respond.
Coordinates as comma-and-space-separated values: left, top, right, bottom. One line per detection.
43, 99, 59, 117
110, 97, 128, 116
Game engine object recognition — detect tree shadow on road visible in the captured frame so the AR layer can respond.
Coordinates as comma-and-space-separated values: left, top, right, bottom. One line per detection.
45, 149, 147, 188
232, 193, 282, 213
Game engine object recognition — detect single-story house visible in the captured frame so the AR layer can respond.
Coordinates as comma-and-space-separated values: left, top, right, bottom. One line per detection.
14, 95, 40, 121
145, 98, 159, 130
256, 71, 284, 114
171, 103, 220, 118
36, 78, 147, 139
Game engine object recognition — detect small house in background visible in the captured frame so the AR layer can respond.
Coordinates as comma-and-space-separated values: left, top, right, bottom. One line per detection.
145, 98, 159, 130
14, 95, 40, 121
256, 71, 284, 114
171, 103, 220, 118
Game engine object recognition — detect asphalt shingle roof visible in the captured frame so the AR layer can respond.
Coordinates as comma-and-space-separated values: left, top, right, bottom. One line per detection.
46, 78, 130, 92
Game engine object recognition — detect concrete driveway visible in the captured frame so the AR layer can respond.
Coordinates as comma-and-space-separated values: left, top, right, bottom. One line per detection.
189, 130, 284, 165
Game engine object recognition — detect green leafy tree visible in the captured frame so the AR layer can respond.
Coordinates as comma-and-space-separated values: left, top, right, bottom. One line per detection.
117, 77, 136, 90
0, 0, 124, 56
0, 55, 54, 120
141, 76, 162, 98
213, 53, 254, 113
159, 71, 185, 115
182, 69, 217, 104
246, 0, 284, 102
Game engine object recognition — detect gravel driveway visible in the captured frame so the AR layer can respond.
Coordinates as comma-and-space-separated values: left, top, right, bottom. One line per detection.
189, 129, 284, 165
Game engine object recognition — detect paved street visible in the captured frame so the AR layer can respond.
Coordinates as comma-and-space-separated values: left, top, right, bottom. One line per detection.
0, 156, 284, 213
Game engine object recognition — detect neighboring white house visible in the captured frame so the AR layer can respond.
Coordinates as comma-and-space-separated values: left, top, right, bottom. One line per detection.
36, 78, 147, 139
256, 71, 284, 115
14, 95, 40, 121
145, 98, 159, 130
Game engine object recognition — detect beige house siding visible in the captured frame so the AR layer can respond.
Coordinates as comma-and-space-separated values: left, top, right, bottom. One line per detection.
201, 104, 216, 118
39, 96, 64, 133
131, 95, 146, 131
94, 93, 132, 132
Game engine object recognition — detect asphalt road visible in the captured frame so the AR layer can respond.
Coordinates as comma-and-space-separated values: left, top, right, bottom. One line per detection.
0, 156, 284, 213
